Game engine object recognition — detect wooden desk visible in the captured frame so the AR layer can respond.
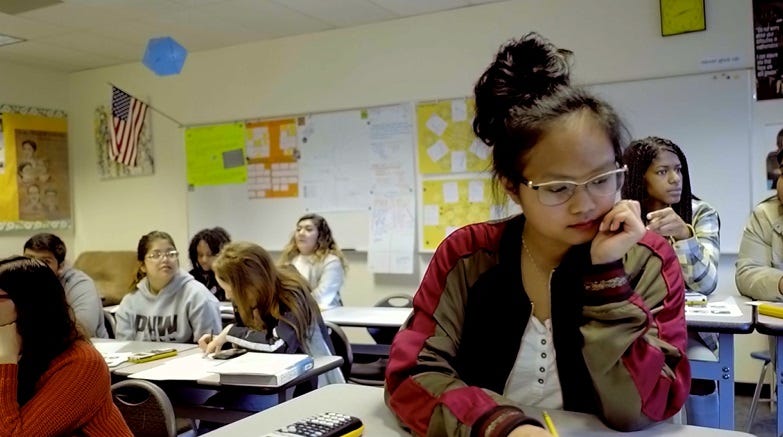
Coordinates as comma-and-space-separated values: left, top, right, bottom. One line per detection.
751, 310, 783, 436
684, 294, 754, 431
201, 384, 753, 436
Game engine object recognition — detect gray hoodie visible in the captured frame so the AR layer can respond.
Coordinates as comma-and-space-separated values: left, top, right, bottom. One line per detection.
59, 266, 108, 338
115, 270, 221, 343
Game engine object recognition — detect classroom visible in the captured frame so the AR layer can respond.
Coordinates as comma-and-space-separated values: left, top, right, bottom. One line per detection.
0, 0, 779, 435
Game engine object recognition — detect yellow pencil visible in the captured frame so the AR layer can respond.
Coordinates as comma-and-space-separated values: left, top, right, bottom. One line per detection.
542, 411, 559, 437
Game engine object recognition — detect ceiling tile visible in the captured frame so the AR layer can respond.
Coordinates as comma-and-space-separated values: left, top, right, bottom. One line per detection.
367, 0, 469, 17
37, 32, 144, 61
0, 40, 121, 71
198, 0, 334, 39
0, 12, 76, 39
271, 0, 398, 27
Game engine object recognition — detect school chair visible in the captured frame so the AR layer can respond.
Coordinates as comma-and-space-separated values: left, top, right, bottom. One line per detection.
325, 321, 384, 386
746, 348, 774, 433
103, 309, 116, 339
112, 379, 178, 437
353, 294, 413, 384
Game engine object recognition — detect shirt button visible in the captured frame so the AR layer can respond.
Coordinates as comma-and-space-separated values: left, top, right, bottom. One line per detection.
540, 339, 546, 345
539, 367, 545, 373
538, 379, 544, 384
541, 353, 547, 359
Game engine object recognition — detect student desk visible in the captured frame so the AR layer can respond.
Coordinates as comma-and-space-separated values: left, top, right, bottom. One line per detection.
201, 384, 754, 436
752, 311, 783, 436
685, 295, 754, 431
322, 306, 411, 355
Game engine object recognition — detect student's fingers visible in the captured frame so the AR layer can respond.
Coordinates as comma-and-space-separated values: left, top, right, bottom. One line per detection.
646, 207, 675, 222
197, 334, 211, 351
600, 200, 643, 233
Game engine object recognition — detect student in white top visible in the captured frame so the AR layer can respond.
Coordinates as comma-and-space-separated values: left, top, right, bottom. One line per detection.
279, 214, 348, 311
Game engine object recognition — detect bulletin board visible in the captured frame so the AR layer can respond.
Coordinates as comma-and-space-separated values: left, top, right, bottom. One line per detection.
0, 106, 71, 232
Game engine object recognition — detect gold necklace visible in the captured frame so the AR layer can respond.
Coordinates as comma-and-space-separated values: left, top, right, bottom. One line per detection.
522, 236, 552, 279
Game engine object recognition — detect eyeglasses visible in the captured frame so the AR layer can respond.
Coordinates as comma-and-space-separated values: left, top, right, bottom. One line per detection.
521, 166, 627, 206
146, 250, 179, 261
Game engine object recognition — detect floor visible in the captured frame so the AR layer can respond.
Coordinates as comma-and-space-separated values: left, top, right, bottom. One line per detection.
737, 391, 775, 436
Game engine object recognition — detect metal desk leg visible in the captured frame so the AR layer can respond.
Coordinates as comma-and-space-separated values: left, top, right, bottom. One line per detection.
777, 336, 783, 437
717, 333, 734, 431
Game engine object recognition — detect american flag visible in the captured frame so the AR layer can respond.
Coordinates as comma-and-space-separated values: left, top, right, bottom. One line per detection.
109, 86, 148, 167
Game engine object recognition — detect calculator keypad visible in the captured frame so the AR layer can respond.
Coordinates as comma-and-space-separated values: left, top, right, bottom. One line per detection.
280, 413, 356, 437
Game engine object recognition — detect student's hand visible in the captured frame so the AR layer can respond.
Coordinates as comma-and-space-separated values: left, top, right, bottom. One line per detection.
591, 200, 646, 265
508, 424, 553, 436
0, 323, 21, 364
199, 325, 231, 356
646, 207, 691, 241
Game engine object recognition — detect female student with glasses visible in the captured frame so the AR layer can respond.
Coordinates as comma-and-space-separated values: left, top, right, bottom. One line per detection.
115, 230, 221, 343
0, 256, 132, 436
384, 33, 689, 436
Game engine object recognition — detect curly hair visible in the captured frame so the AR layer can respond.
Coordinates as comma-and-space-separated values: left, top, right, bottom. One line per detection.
621, 136, 694, 224
472, 32, 628, 192
0, 256, 83, 405
279, 214, 348, 272
188, 227, 231, 274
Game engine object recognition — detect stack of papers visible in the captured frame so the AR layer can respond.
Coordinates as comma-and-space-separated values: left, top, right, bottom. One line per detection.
685, 296, 742, 317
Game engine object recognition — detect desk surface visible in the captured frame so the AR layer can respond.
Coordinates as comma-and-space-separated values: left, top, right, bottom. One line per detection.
202, 384, 752, 436
684, 294, 754, 333
322, 306, 411, 328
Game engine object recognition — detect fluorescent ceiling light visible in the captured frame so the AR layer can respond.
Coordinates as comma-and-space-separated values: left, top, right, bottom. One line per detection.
0, 33, 24, 47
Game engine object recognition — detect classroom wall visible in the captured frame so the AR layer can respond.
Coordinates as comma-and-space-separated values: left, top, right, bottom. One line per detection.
0, 61, 70, 259
62, 0, 769, 381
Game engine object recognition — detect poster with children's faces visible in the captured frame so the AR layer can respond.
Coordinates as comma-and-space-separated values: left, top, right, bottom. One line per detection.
15, 130, 70, 221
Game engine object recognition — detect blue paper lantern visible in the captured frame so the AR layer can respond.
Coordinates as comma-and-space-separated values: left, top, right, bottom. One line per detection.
143, 36, 187, 76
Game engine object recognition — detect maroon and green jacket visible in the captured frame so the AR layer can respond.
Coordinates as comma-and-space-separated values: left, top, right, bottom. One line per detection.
385, 215, 690, 436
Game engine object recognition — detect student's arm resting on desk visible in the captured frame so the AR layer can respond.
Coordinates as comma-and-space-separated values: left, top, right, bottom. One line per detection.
384, 237, 544, 437
0, 341, 132, 437
735, 204, 783, 301
580, 233, 689, 431
671, 201, 720, 295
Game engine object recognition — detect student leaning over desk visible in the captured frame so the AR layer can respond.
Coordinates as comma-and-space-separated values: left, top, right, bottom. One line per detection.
199, 242, 344, 386
0, 256, 132, 436
115, 230, 221, 343
736, 147, 783, 301
22, 233, 108, 338
384, 33, 690, 437
279, 214, 348, 311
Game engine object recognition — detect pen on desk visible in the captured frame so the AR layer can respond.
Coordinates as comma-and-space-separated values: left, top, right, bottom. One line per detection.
542, 411, 559, 437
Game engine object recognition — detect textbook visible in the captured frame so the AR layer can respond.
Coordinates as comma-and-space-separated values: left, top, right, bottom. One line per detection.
758, 303, 783, 319
211, 352, 314, 387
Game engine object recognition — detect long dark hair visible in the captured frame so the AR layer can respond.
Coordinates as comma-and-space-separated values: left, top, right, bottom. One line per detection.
621, 136, 694, 224
473, 32, 627, 193
0, 256, 83, 405
188, 227, 231, 280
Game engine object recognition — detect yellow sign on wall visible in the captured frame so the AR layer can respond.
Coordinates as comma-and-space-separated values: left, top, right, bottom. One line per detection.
421, 177, 506, 250
416, 98, 492, 175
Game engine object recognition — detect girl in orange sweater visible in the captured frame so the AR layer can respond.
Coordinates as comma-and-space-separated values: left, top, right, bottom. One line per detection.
0, 256, 131, 436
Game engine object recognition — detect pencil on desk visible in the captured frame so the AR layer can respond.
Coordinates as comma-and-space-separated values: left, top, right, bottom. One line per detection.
542, 411, 559, 437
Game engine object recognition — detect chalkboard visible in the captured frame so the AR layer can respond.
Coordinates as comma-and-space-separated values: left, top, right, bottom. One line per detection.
587, 69, 753, 253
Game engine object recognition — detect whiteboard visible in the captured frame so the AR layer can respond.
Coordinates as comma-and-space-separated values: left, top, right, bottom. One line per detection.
587, 69, 753, 253
187, 104, 416, 252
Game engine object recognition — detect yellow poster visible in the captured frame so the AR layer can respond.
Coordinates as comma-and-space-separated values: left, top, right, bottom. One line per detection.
185, 123, 247, 187
421, 177, 504, 250
0, 111, 70, 232
245, 118, 298, 199
416, 98, 492, 175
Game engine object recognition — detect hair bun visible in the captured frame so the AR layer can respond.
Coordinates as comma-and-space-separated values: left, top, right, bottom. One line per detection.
473, 32, 572, 147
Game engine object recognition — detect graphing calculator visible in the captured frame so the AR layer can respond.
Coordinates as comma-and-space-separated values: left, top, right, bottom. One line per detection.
263, 412, 364, 437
